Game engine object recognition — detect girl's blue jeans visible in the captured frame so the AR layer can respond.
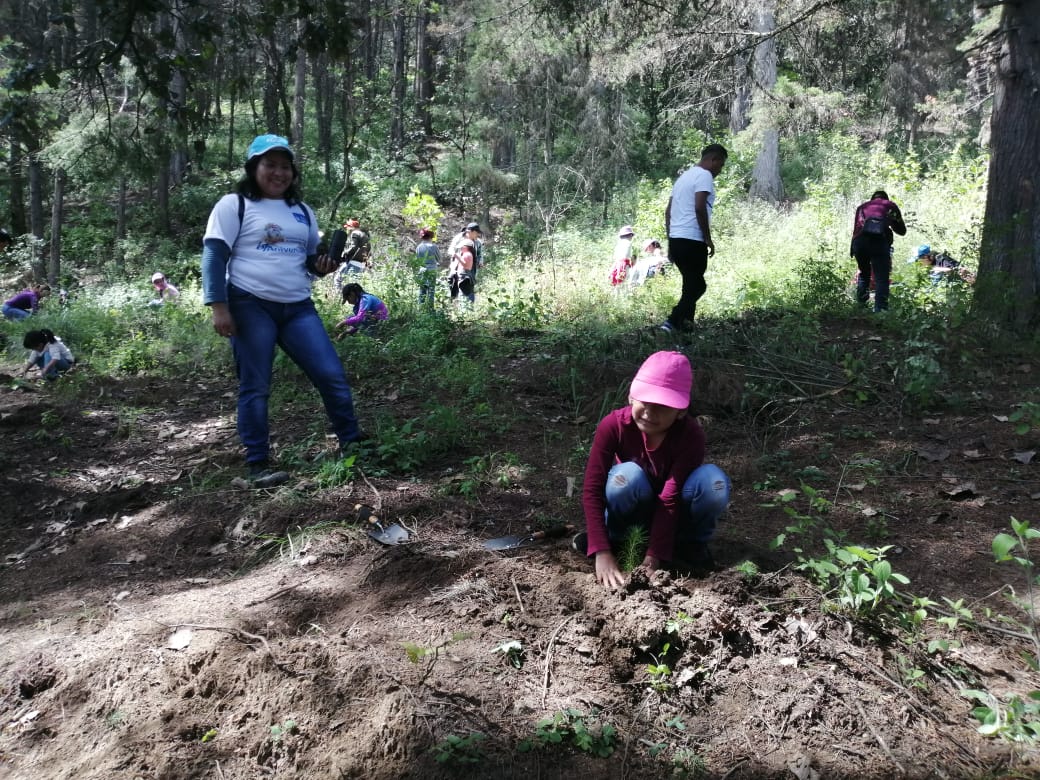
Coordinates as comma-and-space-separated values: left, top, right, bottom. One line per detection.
34, 355, 71, 379
228, 284, 361, 465
604, 461, 731, 547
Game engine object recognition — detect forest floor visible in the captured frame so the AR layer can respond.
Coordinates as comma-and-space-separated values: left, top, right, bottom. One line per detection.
1, 314, 1039, 779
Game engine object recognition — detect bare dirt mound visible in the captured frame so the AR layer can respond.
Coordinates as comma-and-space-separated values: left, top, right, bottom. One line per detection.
1, 327, 1039, 778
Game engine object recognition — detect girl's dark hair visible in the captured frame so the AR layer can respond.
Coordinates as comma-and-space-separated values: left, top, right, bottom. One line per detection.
871, 190, 889, 200
236, 155, 303, 204
23, 329, 55, 349
341, 283, 364, 304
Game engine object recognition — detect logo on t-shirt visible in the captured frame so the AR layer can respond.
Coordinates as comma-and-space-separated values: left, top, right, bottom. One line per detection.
261, 223, 285, 245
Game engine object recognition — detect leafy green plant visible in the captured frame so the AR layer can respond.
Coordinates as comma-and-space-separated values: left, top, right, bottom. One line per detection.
1009, 402, 1040, 435
270, 719, 297, 741
400, 187, 444, 234
646, 642, 673, 692
800, 542, 910, 614
314, 453, 357, 488
992, 518, 1040, 664
671, 747, 708, 779
666, 611, 693, 635
518, 709, 617, 757
432, 732, 486, 765
962, 689, 1040, 743
444, 452, 528, 497
767, 483, 832, 551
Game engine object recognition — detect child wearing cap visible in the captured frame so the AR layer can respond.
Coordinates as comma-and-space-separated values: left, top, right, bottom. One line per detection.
576, 351, 731, 589
149, 272, 180, 306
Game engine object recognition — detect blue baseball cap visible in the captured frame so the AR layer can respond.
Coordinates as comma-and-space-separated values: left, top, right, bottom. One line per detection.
247, 134, 294, 162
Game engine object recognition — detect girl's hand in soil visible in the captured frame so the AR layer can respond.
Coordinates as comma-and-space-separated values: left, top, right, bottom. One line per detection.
594, 551, 627, 589
641, 554, 661, 571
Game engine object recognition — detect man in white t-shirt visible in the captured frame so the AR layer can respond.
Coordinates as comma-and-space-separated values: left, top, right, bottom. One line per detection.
660, 144, 728, 333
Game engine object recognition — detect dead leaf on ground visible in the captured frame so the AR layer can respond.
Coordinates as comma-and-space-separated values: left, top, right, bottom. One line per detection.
1012, 450, 1036, 465
917, 447, 950, 462
993, 415, 1009, 423
166, 628, 194, 650
922, 418, 941, 425
962, 449, 985, 460
941, 482, 977, 500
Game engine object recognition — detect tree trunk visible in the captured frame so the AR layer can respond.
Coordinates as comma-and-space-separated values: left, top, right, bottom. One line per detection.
293, 19, 307, 147
156, 141, 171, 236
977, 0, 1040, 327
115, 174, 128, 272
28, 155, 46, 281
389, 3, 407, 158
415, 2, 435, 138
729, 48, 751, 134
49, 168, 65, 285
314, 54, 334, 180
749, 0, 783, 203
8, 140, 28, 236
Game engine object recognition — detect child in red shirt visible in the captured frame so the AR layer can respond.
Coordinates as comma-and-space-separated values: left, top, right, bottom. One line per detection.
577, 351, 730, 588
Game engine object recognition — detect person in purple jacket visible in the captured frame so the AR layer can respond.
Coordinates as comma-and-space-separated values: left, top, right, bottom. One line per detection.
2, 283, 50, 321
574, 351, 731, 588
335, 283, 389, 338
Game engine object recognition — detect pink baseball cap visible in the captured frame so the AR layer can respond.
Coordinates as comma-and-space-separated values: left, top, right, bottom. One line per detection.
630, 351, 693, 409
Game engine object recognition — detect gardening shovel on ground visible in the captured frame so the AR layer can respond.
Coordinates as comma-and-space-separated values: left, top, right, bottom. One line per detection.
484, 524, 573, 551
355, 504, 411, 545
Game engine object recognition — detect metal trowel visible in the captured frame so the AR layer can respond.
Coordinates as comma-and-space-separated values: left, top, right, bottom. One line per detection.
484, 524, 573, 551
355, 503, 411, 545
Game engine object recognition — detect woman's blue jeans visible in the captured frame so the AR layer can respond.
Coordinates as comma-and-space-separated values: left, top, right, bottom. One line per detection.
228, 284, 360, 464
3, 304, 30, 321
604, 461, 731, 547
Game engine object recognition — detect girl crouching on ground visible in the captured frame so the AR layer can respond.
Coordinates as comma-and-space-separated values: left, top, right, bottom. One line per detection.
21, 329, 74, 380
576, 350, 731, 589
336, 283, 389, 338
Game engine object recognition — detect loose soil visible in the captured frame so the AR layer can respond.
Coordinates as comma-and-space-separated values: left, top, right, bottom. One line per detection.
1, 318, 1039, 779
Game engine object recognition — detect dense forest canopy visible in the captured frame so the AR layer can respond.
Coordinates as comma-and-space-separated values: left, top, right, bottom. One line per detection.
0, 0, 1037, 322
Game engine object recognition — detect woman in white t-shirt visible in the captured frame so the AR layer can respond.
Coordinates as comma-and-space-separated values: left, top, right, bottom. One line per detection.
201, 134, 365, 486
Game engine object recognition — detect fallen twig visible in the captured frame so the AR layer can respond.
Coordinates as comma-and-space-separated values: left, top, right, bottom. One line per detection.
244, 575, 318, 608
511, 575, 525, 614
358, 467, 382, 511
854, 699, 905, 775
152, 620, 295, 674
541, 615, 576, 708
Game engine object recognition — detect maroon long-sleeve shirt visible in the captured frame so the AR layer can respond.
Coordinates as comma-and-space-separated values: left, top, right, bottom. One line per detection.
582, 407, 706, 562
